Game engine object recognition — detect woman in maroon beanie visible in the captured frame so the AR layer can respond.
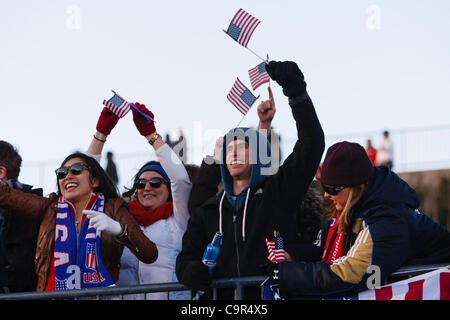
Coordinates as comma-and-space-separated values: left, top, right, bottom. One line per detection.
268, 141, 450, 299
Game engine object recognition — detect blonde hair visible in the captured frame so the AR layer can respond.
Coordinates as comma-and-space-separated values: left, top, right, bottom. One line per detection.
324, 184, 366, 234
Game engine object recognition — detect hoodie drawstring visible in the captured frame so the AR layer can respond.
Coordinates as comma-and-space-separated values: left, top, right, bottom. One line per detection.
218, 192, 226, 235
242, 188, 251, 242
218, 188, 251, 242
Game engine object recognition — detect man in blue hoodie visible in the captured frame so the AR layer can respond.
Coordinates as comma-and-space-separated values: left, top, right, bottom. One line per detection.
176, 60, 325, 299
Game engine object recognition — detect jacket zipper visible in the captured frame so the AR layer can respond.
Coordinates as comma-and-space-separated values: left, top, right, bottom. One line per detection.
233, 213, 241, 277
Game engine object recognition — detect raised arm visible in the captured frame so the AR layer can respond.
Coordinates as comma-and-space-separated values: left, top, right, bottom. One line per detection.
86, 107, 119, 162
264, 61, 325, 214
131, 102, 192, 230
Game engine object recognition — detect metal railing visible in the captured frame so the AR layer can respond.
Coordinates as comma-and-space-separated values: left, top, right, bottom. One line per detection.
0, 264, 447, 300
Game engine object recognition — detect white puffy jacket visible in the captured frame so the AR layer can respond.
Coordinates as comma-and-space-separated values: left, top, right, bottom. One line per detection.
116, 143, 192, 300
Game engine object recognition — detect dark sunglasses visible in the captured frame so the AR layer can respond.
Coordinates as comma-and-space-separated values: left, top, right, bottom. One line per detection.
136, 177, 168, 189
55, 162, 90, 180
321, 183, 346, 196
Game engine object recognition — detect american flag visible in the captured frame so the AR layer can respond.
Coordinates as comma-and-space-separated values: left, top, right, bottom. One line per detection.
265, 231, 287, 263
103, 93, 131, 118
225, 8, 261, 48
355, 266, 450, 300
263, 266, 450, 300
85, 243, 97, 270
227, 78, 258, 115
248, 62, 270, 91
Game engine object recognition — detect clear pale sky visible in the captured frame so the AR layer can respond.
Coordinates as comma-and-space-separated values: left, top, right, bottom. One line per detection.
1, 1, 449, 194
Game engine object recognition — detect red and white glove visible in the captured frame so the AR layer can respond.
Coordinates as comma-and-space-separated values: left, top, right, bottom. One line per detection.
83, 210, 122, 235
96, 107, 119, 135
132, 102, 156, 136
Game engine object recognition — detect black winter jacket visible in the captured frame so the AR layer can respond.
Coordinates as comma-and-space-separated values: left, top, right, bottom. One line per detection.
0, 183, 42, 293
176, 93, 325, 299
279, 166, 450, 298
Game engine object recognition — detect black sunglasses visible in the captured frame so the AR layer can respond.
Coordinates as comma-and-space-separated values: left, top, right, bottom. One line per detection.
136, 177, 168, 189
321, 183, 346, 196
55, 162, 90, 180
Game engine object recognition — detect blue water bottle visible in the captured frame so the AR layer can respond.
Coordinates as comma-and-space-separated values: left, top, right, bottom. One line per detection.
202, 232, 222, 274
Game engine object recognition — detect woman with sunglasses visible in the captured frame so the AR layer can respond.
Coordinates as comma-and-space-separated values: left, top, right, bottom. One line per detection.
0, 152, 158, 292
89, 103, 192, 299
268, 141, 450, 299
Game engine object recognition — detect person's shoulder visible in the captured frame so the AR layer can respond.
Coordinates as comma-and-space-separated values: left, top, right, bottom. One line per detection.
105, 197, 128, 212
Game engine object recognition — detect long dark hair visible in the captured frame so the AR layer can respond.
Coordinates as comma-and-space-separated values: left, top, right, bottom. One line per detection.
56, 152, 119, 200
122, 160, 172, 201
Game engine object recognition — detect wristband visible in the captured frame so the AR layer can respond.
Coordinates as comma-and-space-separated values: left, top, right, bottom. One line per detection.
93, 134, 107, 143
148, 133, 161, 146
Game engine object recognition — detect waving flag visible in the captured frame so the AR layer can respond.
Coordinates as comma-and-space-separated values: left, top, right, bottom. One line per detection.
248, 62, 270, 91
227, 78, 258, 115
265, 231, 287, 263
103, 93, 131, 118
225, 8, 261, 48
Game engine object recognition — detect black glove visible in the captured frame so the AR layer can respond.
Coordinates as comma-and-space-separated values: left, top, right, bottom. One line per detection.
265, 61, 306, 98
180, 261, 213, 291
267, 263, 280, 287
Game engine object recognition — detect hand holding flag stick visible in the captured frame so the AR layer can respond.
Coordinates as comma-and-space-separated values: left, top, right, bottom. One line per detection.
109, 90, 154, 123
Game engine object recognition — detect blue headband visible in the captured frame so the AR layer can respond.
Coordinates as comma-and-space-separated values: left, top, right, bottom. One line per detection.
136, 164, 170, 184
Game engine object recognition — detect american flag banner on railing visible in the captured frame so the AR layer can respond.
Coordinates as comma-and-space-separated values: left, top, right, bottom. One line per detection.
102, 92, 131, 118
355, 266, 450, 300
262, 266, 450, 300
227, 77, 258, 115
248, 62, 270, 91
225, 8, 261, 48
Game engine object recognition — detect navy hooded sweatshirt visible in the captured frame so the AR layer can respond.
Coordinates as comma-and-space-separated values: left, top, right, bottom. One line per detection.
279, 166, 450, 298
176, 92, 325, 299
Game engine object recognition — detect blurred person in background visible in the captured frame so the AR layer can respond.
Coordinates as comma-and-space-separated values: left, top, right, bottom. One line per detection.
0, 140, 42, 293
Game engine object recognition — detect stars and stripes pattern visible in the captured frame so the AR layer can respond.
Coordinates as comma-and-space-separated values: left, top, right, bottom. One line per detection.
263, 266, 450, 300
248, 62, 270, 91
102, 93, 131, 118
355, 266, 450, 300
225, 8, 261, 48
265, 232, 287, 263
85, 243, 97, 270
227, 78, 257, 115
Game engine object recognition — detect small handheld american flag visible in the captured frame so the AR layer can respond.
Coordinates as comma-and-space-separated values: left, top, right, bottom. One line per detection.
227, 78, 259, 115
265, 230, 287, 263
225, 8, 261, 48
103, 91, 131, 118
248, 62, 270, 91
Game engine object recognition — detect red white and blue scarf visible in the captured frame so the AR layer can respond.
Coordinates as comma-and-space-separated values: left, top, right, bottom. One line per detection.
53, 193, 115, 290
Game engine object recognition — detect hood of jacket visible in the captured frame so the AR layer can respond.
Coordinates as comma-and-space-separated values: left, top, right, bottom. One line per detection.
351, 166, 420, 222
219, 127, 272, 210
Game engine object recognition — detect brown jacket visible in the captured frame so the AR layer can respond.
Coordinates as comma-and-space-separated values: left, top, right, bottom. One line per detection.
0, 185, 158, 291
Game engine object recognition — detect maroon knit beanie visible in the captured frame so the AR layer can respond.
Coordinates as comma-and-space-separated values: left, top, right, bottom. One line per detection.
321, 141, 374, 186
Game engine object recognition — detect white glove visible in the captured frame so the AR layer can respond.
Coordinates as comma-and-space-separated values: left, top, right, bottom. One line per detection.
83, 210, 122, 235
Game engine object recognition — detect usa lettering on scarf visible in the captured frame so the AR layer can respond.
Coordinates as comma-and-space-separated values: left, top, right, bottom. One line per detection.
53, 193, 115, 290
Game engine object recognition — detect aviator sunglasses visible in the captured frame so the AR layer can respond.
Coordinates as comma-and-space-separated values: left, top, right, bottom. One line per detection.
55, 162, 90, 180
136, 177, 168, 189
321, 183, 346, 196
